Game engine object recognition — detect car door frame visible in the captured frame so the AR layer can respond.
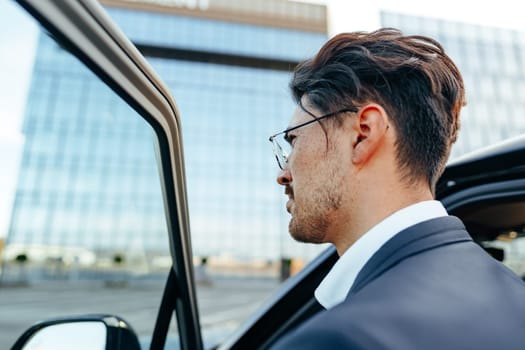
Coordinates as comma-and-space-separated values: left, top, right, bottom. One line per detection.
15, 1, 204, 349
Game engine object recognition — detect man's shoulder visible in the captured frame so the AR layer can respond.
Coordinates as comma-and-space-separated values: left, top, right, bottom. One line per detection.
271, 231, 525, 350
350, 231, 525, 305
348, 215, 471, 294
272, 275, 525, 350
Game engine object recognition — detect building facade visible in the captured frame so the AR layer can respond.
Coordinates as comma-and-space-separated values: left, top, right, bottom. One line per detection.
381, 12, 525, 158
8, 3, 525, 268
5, 0, 328, 265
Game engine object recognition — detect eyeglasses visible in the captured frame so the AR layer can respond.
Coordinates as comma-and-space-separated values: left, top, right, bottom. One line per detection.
268, 106, 358, 169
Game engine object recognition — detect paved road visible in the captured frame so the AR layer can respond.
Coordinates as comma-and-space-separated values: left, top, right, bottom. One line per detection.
0, 276, 280, 349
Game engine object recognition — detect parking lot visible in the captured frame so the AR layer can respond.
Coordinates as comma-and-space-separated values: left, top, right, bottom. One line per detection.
0, 276, 280, 348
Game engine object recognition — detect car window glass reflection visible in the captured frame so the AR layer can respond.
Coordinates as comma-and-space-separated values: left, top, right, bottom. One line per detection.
0, 3, 171, 348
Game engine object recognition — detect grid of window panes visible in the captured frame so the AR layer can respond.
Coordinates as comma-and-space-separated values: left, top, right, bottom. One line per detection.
148, 58, 328, 260
109, 4, 329, 261
7, 32, 168, 255
7, 5, 328, 262
381, 12, 525, 159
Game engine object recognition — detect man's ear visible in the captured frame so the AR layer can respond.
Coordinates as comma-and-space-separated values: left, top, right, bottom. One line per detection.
351, 103, 390, 165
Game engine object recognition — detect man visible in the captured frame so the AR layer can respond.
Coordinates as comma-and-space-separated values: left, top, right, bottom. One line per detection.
269, 28, 525, 349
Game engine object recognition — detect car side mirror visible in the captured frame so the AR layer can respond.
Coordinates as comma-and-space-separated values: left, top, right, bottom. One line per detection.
11, 315, 141, 350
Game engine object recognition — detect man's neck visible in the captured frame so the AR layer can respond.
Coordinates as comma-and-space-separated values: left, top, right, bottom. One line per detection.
333, 184, 434, 256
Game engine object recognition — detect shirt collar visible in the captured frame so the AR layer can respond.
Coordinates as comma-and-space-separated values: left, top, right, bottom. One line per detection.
314, 200, 448, 309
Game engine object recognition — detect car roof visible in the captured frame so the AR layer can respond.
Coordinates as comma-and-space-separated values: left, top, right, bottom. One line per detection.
437, 133, 525, 198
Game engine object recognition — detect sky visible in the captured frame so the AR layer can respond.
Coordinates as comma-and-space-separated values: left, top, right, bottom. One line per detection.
322, 0, 525, 34
0, 1, 38, 239
0, 0, 524, 238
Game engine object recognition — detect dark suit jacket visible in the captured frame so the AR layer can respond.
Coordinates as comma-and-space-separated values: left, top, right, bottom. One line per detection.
271, 216, 525, 349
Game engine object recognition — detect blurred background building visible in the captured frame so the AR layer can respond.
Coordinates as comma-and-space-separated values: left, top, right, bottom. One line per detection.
381, 11, 525, 159
3, 0, 328, 276
2, 1, 525, 278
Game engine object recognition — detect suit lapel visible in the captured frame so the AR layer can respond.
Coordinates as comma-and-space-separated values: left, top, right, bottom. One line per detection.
348, 216, 472, 296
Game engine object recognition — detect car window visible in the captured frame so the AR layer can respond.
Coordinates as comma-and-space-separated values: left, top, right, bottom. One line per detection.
0, 3, 174, 348
445, 195, 525, 282
485, 234, 525, 277
474, 201, 525, 279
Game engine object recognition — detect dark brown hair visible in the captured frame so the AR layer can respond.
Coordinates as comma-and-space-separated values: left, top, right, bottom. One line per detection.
290, 28, 466, 190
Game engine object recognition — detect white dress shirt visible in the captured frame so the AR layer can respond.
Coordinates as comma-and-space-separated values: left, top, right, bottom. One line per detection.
314, 200, 448, 309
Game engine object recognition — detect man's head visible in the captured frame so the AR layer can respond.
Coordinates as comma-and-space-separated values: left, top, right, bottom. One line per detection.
274, 28, 465, 252
291, 28, 465, 189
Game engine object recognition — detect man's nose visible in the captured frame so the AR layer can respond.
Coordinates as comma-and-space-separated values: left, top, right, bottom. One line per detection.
277, 167, 292, 186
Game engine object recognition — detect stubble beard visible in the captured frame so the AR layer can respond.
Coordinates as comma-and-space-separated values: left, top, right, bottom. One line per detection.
288, 173, 343, 244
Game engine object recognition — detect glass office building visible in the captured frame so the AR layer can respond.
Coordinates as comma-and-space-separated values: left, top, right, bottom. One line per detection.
11, 3, 524, 267
5, 0, 328, 264
381, 12, 525, 159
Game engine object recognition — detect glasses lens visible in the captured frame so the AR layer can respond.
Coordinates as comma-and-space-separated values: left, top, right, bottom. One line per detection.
271, 133, 290, 169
